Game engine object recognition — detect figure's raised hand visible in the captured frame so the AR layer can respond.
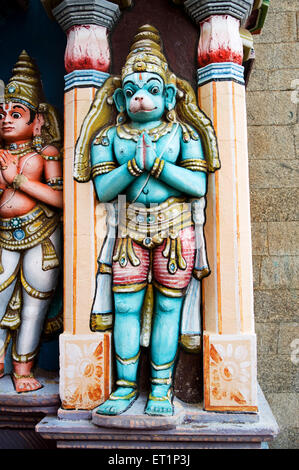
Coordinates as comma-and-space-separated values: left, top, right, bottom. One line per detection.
0, 150, 18, 185
142, 132, 157, 172
134, 133, 146, 172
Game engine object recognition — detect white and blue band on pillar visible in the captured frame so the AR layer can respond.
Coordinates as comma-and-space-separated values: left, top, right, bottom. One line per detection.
197, 62, 245, 87
64, 70, 110, 92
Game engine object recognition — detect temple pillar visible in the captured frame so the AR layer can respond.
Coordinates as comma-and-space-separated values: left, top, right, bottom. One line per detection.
185, 1, 258, 411
52, 0, 120, 411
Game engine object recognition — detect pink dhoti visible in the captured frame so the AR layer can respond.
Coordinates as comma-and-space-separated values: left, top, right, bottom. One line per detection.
112, 197, 196, 297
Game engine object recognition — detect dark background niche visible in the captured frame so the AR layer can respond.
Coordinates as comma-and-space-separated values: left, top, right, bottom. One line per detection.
0, 0, 66, 114
111, 0, 199, 91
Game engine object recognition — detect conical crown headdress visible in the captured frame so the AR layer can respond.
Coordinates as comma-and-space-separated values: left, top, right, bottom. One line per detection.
121, 25, 170, 83
4, 50, 45, 111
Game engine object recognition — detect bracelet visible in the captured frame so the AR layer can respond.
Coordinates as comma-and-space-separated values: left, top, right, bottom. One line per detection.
46, 176, 63, 190
179, 158, 208, 173
12, 174, 28, 190
150, 157, 165, 179
91, 161, 116, 178
127, 158, 143, 177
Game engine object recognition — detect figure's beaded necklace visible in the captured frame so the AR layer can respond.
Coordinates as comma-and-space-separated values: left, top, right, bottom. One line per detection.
0, 141, 38, 209
5, 141, 35, 158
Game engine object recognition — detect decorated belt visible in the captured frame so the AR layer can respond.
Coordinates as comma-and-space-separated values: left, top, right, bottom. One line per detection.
118, 196, 193, 248
114, 197, 194, 273
0, 205, 60, 251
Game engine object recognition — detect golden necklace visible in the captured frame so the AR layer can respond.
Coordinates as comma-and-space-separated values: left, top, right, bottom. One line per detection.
116, 121, 174, 142
5, 141, 35, 158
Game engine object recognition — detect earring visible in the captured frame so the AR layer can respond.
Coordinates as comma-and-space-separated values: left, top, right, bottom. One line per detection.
166, 108, 177, 123
32, 135, 43, 152
117, 111, 127, 125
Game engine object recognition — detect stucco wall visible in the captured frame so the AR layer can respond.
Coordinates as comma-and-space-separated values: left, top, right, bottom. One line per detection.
247, 0, 299, 449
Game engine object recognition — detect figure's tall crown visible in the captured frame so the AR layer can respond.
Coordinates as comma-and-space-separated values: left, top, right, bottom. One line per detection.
4, 50, 45, 112
121, 25, 170, 82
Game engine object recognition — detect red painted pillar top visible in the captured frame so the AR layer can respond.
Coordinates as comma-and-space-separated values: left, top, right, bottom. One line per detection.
197, 14, 243, 68
52, 0, 121, 74
65, 24, 110, 73
183, 0, 254, 68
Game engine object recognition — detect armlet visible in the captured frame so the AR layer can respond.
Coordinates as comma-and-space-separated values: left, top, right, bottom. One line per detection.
40, 146, 62, 161
41, 152, 62, 161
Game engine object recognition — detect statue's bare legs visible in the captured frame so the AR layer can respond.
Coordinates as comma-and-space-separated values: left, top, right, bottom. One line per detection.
96, 289, 145, 415
145, 292, 183, 416
97, 289, 183, 417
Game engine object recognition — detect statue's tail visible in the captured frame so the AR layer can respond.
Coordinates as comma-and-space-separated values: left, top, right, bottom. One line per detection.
180, 197, 209, 354
90, 200, 118, 332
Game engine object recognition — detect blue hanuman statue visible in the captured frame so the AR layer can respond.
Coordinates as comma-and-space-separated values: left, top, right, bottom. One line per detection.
74, 25, 219, 416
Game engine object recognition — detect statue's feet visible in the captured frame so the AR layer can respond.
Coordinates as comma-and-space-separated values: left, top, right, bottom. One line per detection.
96, 387, 138, 416
145, 386, 174, 416
12, 361, 43, 393
12, 374, 43, 393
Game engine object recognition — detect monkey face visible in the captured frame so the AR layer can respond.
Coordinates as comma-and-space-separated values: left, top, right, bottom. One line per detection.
113, 72, 177, 124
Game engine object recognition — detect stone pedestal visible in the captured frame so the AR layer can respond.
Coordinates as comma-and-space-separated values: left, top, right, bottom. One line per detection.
36, 385, 278, 449
0, 369, 60, 416
0, 369, 59, 449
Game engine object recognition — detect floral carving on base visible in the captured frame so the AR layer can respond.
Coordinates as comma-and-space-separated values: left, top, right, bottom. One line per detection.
60, 333, 111, 410
204, 333, 257, 411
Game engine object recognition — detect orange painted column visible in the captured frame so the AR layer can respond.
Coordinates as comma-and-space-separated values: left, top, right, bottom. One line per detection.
196, 15, 258, 412
52, 0, 121, 411
61, 84, 112, 410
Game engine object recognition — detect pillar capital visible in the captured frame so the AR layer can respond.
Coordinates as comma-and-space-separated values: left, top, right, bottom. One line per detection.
184, 0, 254, 26
52, 0, 121, 83
197, 15, 243, 70
52, 0, 121, 33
